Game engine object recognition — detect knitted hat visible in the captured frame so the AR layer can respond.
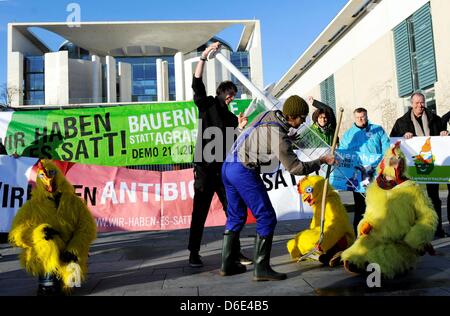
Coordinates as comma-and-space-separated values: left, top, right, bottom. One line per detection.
283, 95, 309, 118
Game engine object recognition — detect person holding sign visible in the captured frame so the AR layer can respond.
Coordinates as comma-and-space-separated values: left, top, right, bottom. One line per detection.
220, 95, 335, 281
187, 42, 250, 268
307, 96, 337, 147
339, 108, 390, 234
390, 92, 449, 238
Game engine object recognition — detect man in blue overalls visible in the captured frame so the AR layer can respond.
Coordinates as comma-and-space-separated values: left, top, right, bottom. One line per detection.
220, 95, 336, 281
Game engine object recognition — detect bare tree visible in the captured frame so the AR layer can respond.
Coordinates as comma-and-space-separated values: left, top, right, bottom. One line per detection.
0, 84, 22, 110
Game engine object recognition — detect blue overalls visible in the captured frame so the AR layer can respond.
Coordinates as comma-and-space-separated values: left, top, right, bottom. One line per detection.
222, 113, 284, 237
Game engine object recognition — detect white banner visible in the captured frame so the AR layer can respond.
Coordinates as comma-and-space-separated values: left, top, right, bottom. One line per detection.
262, 169, 313, 221
0, 111, 13, 145
0, 155, 37, 232
390, 136, 450, 183
0, 155, 317, 232
260, 148, 332, 221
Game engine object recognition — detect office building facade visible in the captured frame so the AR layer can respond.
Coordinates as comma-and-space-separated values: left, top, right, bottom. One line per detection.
7, 20, 263, 107
273, 0, 450, 133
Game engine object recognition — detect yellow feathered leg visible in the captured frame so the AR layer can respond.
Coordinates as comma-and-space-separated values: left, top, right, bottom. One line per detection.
30, 224, 65, 277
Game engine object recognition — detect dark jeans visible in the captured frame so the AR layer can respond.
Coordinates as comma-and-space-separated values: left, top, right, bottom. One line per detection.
352, 191, 366, 235
188, 163, 228, 253
426, 184, 444, 234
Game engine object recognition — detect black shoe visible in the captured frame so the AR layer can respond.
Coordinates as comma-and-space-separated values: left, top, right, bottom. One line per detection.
36, 281, 63, 296
189, 252, 203, 268
434, 230, 449, 239
236, 253, 253, 266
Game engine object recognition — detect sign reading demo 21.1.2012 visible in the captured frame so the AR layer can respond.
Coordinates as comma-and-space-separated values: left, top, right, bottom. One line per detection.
0, 100, 252, 166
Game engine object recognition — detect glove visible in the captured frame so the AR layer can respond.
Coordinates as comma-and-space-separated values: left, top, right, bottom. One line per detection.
43, 226, 60, 240
60, 251, 78, 263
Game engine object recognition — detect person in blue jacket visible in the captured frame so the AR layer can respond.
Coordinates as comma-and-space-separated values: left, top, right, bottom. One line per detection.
339, 108, 390, 234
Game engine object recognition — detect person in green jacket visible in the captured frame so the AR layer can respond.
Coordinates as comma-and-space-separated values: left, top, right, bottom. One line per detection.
310, 108, 335, 146
297, 97, 336, 148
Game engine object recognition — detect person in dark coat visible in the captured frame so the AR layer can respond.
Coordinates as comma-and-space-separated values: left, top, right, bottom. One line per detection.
187, 42, 251, 268
390, 92, 449, 238
442, 110, 450, 236
0, 139, 7, 155
0, 138, 6, 258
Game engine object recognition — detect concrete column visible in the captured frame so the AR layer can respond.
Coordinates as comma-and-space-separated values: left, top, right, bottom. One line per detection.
174, 52, 185, 101
118, 62, 132, 102
184, 59, 196, 101
7, 52, 24, 106
156, 58, 162, 101
161, 60, 169, 101
105, 56, 117, 103
91, 55, 102, 103
156, 58, 169, 102
45, 51, 69, 105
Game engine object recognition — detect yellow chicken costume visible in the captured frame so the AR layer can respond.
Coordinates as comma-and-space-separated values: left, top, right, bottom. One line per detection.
287, 175, 355, 266
341, 141, 438, 279
9, 159, 97, 295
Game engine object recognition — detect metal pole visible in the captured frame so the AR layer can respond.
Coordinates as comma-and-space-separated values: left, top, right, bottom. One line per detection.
298, 107, 344, 262
208, 51, 276, 110
318, 107, 344, 243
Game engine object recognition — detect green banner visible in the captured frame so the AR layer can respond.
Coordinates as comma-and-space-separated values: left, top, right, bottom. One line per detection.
2, 100, 253, 166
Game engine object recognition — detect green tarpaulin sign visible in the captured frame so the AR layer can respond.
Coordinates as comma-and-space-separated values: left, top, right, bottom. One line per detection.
0, 100, 254, 166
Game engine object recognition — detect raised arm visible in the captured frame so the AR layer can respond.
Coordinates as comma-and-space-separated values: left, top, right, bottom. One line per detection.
307, 96, 337, 130
192, 42, 221, 110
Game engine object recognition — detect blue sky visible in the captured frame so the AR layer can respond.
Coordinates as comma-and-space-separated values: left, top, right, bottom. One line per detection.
0, 0, 348, 88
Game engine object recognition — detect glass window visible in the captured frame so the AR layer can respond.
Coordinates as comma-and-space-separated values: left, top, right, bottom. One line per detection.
26, 73, 44, 91
145, 64, 156, 80
241, 55, 248, 68
393, 3, 436, 97
24, 56, 45, 105
231, 54, 240, 65
133, 64, 145, 80
116, 55, 176, 101
26, 57, 44, 73
230, 52, 251, 97
144, 88, 156, 95
25, 91, 45, 105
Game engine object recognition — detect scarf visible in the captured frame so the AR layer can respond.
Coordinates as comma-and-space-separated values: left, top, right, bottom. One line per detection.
411, 110, 430, 136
